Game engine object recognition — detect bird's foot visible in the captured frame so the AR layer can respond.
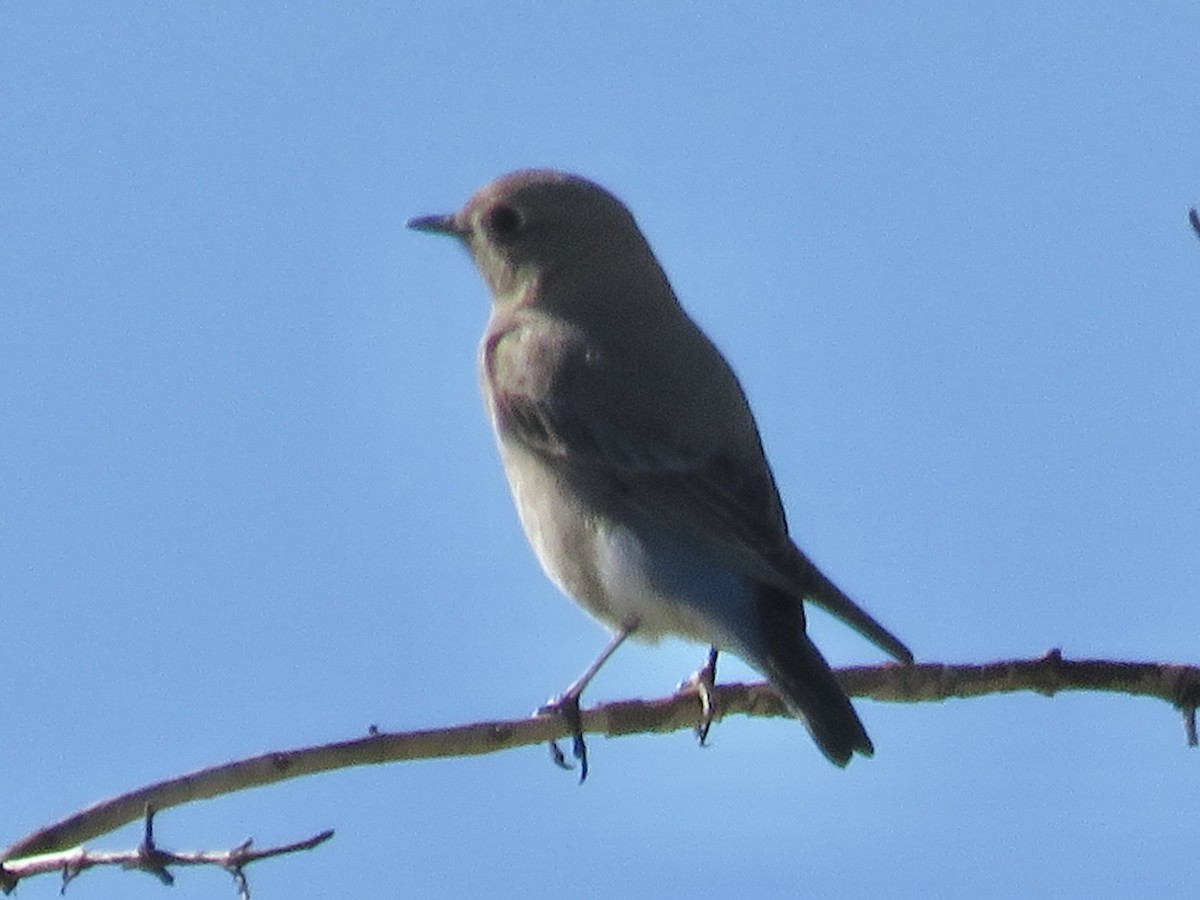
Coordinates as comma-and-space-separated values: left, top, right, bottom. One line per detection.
536, 692, 589, 783
533, 624, 636, 783
678, 646, 720, 745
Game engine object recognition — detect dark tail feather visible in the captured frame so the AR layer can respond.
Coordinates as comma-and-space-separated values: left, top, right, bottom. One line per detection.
796, 550, 914, 665
755, 586, 873, 766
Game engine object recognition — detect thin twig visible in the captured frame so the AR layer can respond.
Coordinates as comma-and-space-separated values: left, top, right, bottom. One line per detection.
2, 804, 332, 898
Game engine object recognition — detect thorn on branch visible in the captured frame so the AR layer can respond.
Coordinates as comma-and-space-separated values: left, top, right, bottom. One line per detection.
132, 804, 175, 885
142, 804, 155, 847
61, 859, 83, 892
1034, 647, 1065, 697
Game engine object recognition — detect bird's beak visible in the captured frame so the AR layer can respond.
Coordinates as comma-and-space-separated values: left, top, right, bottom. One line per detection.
407, 213, 467, 238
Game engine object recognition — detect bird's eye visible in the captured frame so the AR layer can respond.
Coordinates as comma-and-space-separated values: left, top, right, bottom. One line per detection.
486, 204, 523, 240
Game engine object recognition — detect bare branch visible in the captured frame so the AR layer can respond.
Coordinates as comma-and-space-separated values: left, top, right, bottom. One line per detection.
1, 804, 332, 898
3, 651, 1197, 886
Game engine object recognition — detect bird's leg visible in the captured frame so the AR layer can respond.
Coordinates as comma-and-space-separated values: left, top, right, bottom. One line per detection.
538, 620, 636, 783
679, 646, 720, 745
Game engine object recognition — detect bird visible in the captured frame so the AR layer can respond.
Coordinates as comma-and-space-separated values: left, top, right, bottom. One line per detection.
409, 169, 912, 777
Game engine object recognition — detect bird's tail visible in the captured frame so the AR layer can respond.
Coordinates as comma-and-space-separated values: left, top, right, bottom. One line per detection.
796, 549, 914, 665
753, 584, 873, 766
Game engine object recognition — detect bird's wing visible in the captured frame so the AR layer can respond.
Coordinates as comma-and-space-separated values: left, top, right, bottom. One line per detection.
485, 321, 913, 663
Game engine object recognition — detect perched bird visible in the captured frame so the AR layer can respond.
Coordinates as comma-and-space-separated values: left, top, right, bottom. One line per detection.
409, 170, 912, 775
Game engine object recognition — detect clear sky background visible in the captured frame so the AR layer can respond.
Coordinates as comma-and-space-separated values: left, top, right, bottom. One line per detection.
4, 4, 1199, 898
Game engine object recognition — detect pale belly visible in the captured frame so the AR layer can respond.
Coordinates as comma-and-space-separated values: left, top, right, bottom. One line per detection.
501, 445, 756, 655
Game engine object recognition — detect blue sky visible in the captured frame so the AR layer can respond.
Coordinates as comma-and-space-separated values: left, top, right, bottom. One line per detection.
3, 4, 1199, 898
